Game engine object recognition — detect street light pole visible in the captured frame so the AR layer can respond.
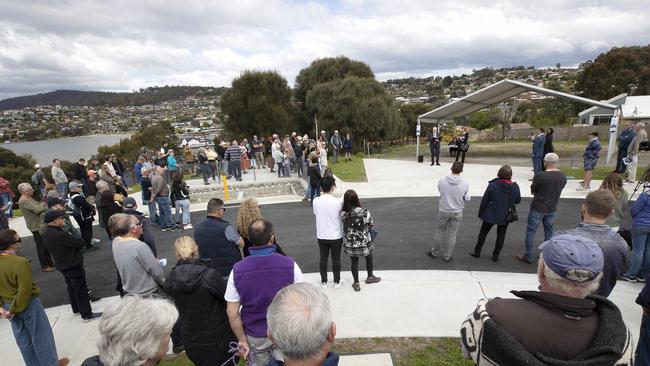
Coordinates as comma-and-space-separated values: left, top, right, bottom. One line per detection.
416, 118, 421, 161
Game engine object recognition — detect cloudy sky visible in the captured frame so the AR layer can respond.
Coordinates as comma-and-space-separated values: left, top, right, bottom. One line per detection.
0, 0, 648, 100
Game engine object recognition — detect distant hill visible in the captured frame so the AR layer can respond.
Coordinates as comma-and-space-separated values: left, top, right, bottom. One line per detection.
0, 86, 229, 110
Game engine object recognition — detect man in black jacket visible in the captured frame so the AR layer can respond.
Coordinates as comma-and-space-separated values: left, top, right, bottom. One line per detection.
42, 210, 101, 322
68, 181, 96, 249
73, 158, 89, 195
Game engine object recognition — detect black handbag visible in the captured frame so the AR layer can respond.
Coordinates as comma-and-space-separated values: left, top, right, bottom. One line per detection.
505, 185, 519, 223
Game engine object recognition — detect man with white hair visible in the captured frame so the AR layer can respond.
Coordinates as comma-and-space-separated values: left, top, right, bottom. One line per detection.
17, 182, 55, 271
329, 130, 342, 163
517, 153, 567, 264
461, 234, 634, 365
626, 122, 648, 183
266, 283, 339, 366
81, 296, 178, 366
31, 164, 48, 196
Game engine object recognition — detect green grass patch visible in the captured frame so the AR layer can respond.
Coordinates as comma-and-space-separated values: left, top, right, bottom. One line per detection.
329, 154, 368, 182
159, 337, 472, 366
11, 208, 22, 217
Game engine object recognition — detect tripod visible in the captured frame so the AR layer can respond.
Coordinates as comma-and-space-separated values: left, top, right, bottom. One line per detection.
629, 161, 650, 201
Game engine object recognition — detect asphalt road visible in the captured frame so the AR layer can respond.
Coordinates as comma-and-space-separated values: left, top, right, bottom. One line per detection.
19, 197, 588, 308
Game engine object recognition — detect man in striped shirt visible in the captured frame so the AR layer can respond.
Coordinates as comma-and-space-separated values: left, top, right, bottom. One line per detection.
226, 140, 243, 182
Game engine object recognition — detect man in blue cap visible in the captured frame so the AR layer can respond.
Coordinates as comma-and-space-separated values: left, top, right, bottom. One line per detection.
461, 234, 634, 365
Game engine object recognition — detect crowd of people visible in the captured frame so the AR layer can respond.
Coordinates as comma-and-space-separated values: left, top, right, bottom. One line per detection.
2, 126, 650, 365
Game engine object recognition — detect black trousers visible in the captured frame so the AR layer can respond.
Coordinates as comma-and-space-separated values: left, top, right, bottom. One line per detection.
61, 265, 92, 317
31, 231, 54, 268
77, 219, 94, 249
455, 149, 466, 163
474, 221, 508, 257
318, 239, 342, 283
350, 254, 374, 283
430, 145, 440, 164
616, 148, 627, 173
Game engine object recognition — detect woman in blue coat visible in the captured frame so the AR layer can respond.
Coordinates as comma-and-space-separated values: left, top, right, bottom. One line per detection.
470, 165, 521, 261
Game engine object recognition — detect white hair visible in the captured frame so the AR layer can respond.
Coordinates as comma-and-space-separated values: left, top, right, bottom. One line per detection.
17, 182, 33, 194
544, 152, 559, 163
96, 180, 109, 191
96, 295, 178, 366
267, 283, 332, 361
540, 253, 602, 298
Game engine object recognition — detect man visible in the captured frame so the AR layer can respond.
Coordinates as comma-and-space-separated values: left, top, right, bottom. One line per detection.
109, 213, 164, 295
461, 234, 634, 365
73, 158, 89, 195
42, 210, 102, 322
266, 283, 339, 366
31, 164, 48, 196
330, 130, 342, 163
427, 126, 441, 166
616, 121, 636, 173
428, 161, 470, 262
531, 128, 546, 176
68, 181, 96, 249
51, 158, 69, 197
578, 132, 602, 191
517, 153, 567, 264
626, 123, 647, 183
94, 180, 110, 230
554, 190, 630, 297
151, 166, 177, 231
81, 296, 178, 366
182, 144, 195, 175
0, 229, 70, 366
17, 183, 55, 271
122, 197, 157, 256
253, 135, 266, 168
225, 139, 243, 181
133, 156, 144, 185
194, 198, 243, 278
140, 167, 158, 225
313, 176, 345, 288
226, 219, 303, 366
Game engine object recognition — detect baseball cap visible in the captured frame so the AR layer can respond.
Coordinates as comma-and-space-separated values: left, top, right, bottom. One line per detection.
122, 197, 137, 209
87, 169, 96, 176
44, 210, 66, 223
539, 234, 604, 283
34, 164, 41, 169
46, 197, 66, 208
69, 181, 83, 190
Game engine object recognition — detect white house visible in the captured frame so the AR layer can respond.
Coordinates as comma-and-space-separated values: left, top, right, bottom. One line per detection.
578, 94, 650, 125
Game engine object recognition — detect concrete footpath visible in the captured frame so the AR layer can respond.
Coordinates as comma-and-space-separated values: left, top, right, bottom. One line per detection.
2, 158, 645, 365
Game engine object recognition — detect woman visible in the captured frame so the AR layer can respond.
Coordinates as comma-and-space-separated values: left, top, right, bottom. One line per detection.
240, 141, 250, 173
620, 187, 650, 282
272, 139, 284, 177
98, 190, 122, 239
205, 147, 219, 182
471, 165, 521, 261
163, 237, 236, 366
167, 149, 179, 179
237, 198, 262, 257
197, 147, 210, 185
599, 173, 629, 232
283, 137, 295, 177
341, 190, 380, 292
343, 133, 353, 161
171, 174, 191, 230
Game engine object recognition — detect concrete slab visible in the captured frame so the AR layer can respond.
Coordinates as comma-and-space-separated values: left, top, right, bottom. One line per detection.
340, 353, 393, 366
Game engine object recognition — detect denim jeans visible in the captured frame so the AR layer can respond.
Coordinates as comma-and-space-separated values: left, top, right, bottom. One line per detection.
146, 198, 159, 226
532, 157, 543, 176
4, 298, 59, 366
432, 210, 463, 260
174, 198, 191, 225
230, 160, 242, 181
156, 196, 175, 229
524, 209, 556, 260
1, 192, 12, 218
625, 224, 650, 278
637, 314, 650, 366
57, 182, 68, 197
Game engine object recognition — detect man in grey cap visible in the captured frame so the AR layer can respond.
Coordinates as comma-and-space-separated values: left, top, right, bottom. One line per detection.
461, 234, 634, 365
68, 181, 96, 249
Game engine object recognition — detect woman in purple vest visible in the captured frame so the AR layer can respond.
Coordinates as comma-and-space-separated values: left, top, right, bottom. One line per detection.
341, 190, 380, 292
164, 236, 237, 366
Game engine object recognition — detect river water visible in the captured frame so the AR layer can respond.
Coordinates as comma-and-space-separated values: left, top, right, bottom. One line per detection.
0, 134, 132, 165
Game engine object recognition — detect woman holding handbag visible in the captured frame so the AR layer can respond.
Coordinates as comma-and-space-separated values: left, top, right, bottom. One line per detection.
341, 189, 380, 292
470, 165, 521, 261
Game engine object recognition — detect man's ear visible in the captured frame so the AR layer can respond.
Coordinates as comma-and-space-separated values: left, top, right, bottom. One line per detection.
327, 321, 337, 343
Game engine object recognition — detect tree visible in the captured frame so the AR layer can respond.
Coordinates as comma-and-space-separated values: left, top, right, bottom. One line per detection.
399, 103, 433, 135
576, 45, 650, 100
306, 77, 405, 141
441, 76, 453, 88
220, 70, 296, 138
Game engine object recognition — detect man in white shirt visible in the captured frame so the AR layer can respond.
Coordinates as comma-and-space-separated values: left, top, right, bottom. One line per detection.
312, 176, 343, 288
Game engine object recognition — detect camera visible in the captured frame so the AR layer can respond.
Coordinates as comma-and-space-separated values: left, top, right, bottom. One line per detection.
639, 141, 650, 151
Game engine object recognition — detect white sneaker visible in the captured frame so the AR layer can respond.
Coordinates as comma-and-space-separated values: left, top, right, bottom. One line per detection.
321, 282, 328, 289
91, 238, 101, 244
576, 186, 590, 191
184, 224, 193, 230
334, 279, 345, 289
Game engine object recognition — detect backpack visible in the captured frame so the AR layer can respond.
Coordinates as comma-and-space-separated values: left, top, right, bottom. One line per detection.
31, 172, 41, 186
66, 194, 82, 217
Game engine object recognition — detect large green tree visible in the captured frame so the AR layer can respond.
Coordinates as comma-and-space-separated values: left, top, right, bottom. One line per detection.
221, 71, 295, 137
305, 76, 405, 141
576, 45, 650, 100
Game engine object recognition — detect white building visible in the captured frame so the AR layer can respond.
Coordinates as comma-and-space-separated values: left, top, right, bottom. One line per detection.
578, 94, 650, 125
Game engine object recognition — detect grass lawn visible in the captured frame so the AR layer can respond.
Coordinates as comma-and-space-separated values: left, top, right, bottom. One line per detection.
159, 337, 472, 366
329, 154, 368, 182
